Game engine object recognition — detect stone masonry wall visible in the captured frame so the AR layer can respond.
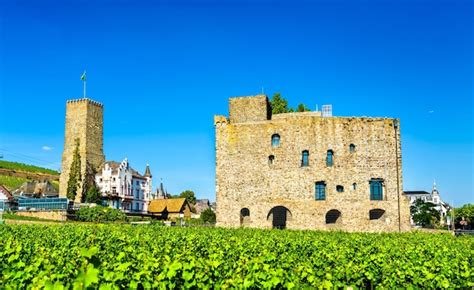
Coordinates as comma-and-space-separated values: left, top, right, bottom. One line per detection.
215, 95, 411, 232
229, 95, 270, 123
59, 99, 105, 202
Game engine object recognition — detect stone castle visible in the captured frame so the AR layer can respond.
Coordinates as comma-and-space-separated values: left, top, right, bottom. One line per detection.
59, 98, 105, 202
214, 95, 411, 232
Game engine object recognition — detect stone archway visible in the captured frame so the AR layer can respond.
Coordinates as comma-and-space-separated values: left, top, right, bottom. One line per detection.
240, 208, 250, 226
267, 206, 292, 229
325, 209, 341, 224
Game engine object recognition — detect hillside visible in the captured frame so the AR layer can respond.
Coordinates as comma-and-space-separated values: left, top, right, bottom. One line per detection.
0, 160, 60, 191
0, 160, 59, 175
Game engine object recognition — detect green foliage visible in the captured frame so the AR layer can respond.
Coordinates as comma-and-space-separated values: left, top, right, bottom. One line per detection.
0, 225, 472, 288
66, 139, 82, 201
179, 190, 196, 205
411, 199, 441, 227
455, 203, 474, 224
0, 160, 59, 175
85, 184, 102, 204
270, 93, 290, 114
200, 208, 216, 224
0, 175, 29, 191
269, 93, 310, 114
75, 206, 127, 223
296, 103, 311, 112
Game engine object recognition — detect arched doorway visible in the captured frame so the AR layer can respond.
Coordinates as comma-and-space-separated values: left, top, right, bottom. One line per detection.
240, 208, 250, 226
267, 206, 292, 229
325, 209, 341, 224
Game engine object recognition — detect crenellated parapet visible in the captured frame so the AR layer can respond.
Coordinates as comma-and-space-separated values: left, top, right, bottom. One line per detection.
66, 98, 103, 108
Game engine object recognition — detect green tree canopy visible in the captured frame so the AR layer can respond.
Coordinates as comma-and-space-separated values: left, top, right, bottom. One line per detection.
179, 190, 196, 205
297, 103, 311, 112
454, 203, 474, 224
269, 93, 310, 114
85, 184, 102, 204
66, 139, 82, 201
200, 208, 216, 224
270, 93, 291, 114
410, 199, 440, 227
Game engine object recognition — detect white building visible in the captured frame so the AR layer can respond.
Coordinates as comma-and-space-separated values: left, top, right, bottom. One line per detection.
405, 182, 450, 224
95, 158, 153, 212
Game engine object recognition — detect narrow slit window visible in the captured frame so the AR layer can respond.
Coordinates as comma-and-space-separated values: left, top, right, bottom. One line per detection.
326, 150, 334, 167
302, 150, 309, 167
271, 134, 280, 147
268, 155, 275, 165
349, 144, 356, 153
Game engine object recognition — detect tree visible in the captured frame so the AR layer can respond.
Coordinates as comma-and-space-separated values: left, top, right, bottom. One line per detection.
66, 139, 82, 201
85, 184, 102, 204
297, 103, 311, 112
454, 203, 474, 227
270, 93, 290, 114
179, 190, 196, 205
200, 208, 216, 224
269, 93, 310, 114
410, 199, 440, 227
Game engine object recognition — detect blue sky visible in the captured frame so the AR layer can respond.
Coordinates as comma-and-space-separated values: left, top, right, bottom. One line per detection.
0, 0, 472, 205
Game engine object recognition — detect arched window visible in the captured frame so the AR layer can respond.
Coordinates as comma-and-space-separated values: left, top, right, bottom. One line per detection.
349, 144, 356, 153
352, 183, 357, 190
326, 209, 341, 224
370, 179, 384, 200
369, 209, 385, 220
326, 150, 334, 167
336, 185, 344, 192
315, 181, 326, 200
271, 134, 280, 147
268, 155, 275, 165
301, 150, 309, 167
240, 208, 250, 226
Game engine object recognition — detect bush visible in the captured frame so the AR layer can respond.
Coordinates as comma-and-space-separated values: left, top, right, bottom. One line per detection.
200, 208, 216, 224
75, 206, 127, 222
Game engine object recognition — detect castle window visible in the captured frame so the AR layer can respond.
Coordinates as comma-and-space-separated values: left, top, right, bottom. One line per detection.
369, 209, 385, 220
240, 208, 250, 226
325, 209, 341, 224
336, 185, 344, 192
370, 179, 384, 200
301, 150, 309, 167
268, 155, 275, 165
352, 183, 357, 190
271, 134, 280, 147
315, 182, 326, 200
326, 150, 334, 167
349, 144, 356, 153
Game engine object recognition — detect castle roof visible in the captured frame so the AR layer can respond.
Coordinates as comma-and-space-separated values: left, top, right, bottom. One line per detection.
0, 184, 14, 201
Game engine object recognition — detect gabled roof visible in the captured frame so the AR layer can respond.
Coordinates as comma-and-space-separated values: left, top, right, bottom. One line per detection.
148, 198, 189, 213
0, 184, 14, 201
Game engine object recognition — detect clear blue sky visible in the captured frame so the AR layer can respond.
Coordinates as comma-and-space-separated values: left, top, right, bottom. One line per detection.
0, 0, 472, 205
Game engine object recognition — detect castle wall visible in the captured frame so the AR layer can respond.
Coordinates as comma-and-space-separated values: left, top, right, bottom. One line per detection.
215, 95, 411, 232
59, 99, 105, 202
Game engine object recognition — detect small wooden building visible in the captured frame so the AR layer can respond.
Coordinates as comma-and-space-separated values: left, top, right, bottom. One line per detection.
148, 198, 192, 220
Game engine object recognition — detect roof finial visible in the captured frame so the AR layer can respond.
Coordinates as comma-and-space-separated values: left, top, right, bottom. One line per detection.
433, 179, 437, 190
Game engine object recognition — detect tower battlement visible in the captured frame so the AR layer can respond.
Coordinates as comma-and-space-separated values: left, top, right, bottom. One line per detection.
66, 98, 103, 107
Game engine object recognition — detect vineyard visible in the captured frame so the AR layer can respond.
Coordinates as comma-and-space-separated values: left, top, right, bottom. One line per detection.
0, 224, 473, 288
